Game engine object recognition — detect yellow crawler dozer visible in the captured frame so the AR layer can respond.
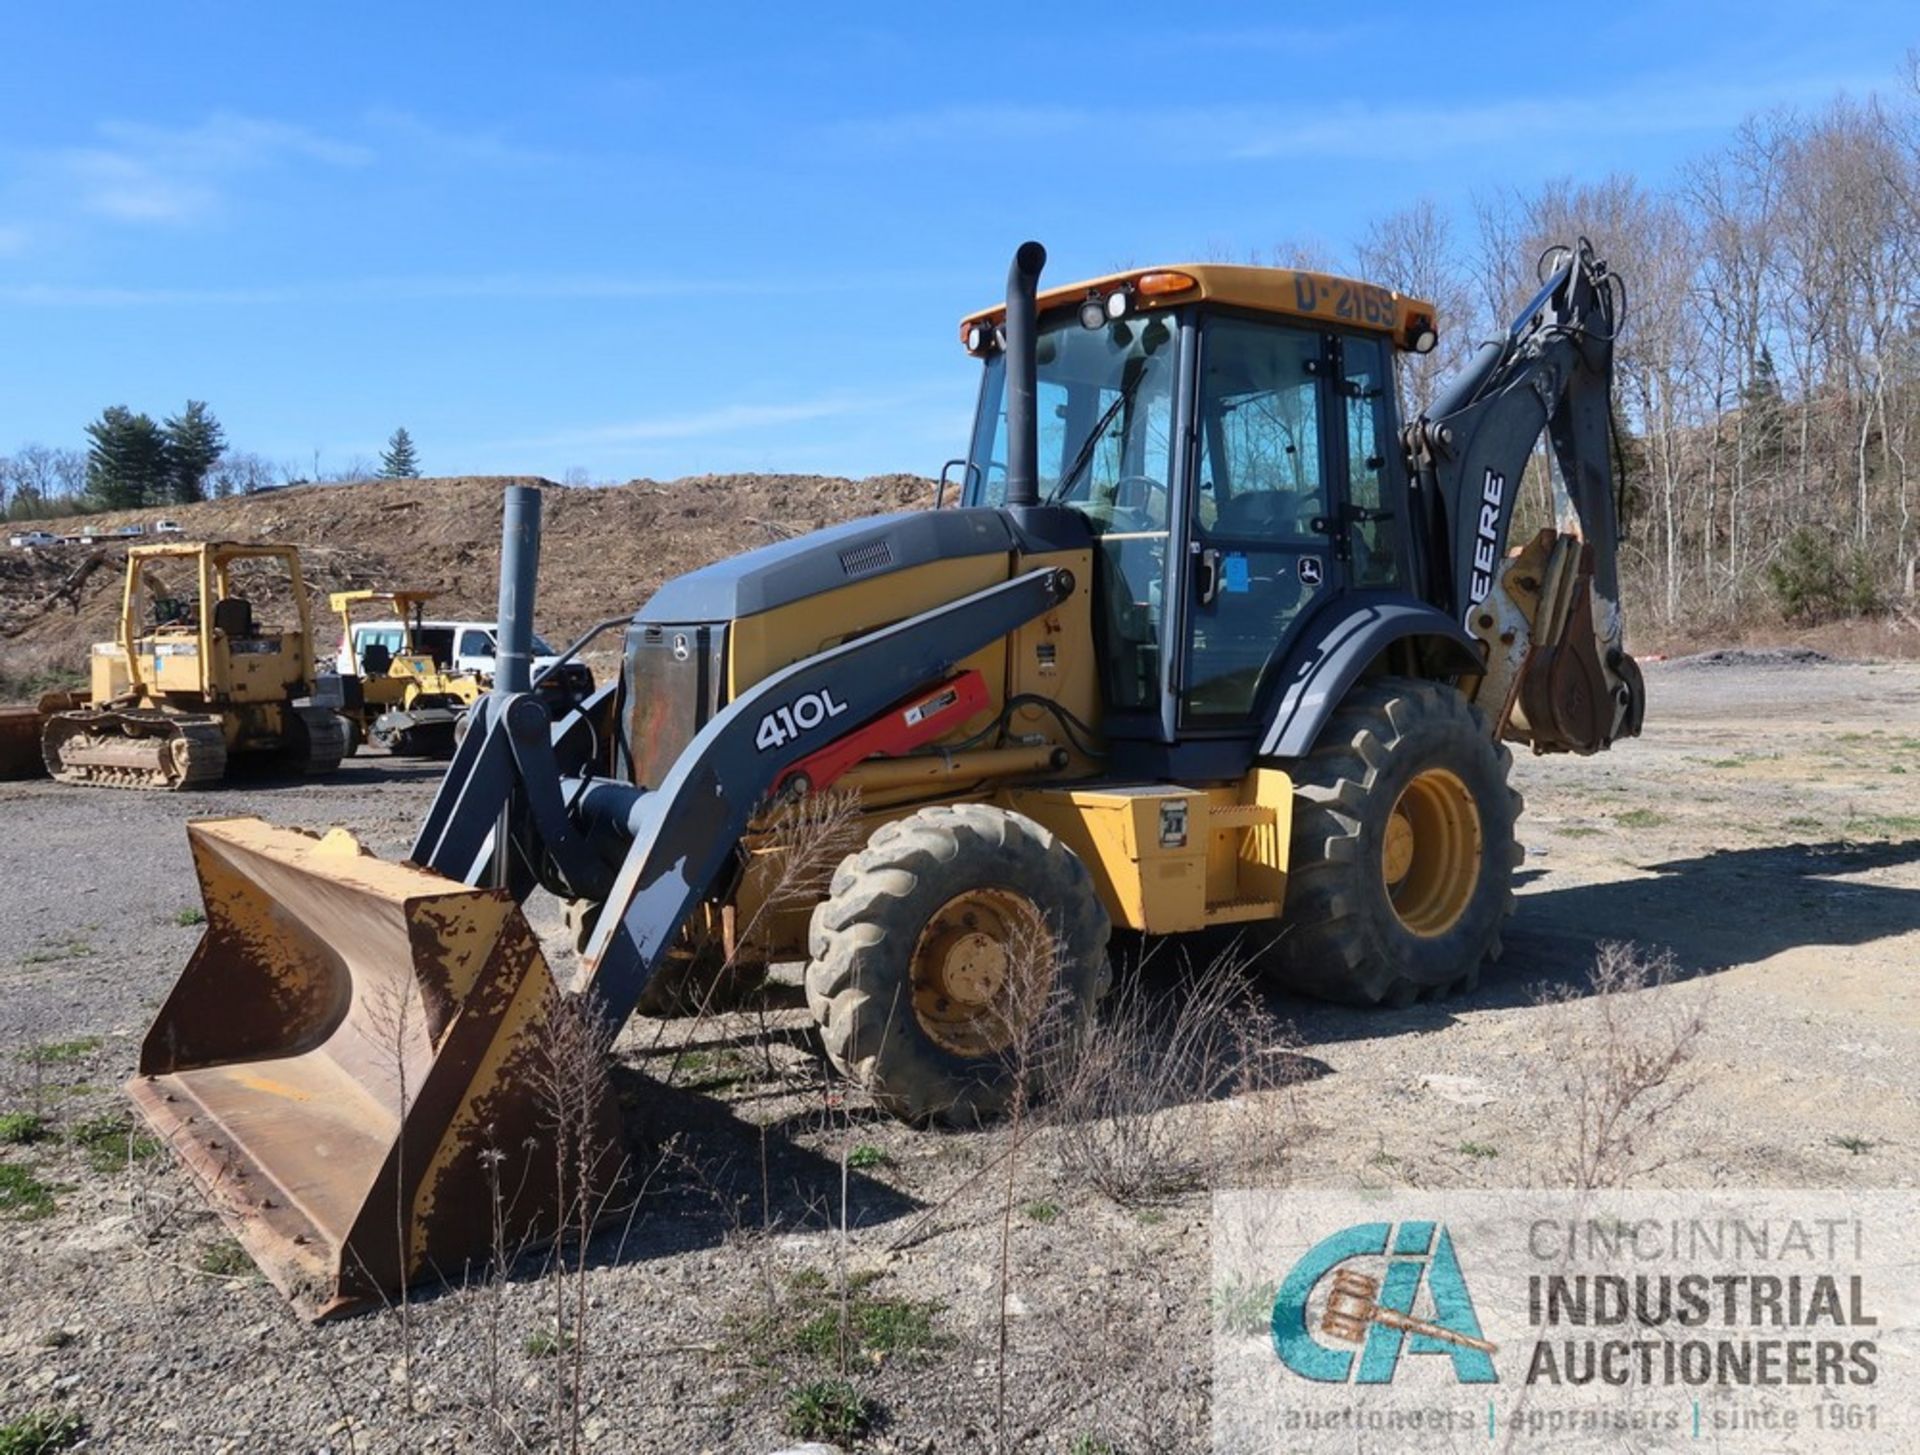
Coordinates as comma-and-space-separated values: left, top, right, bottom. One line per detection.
43, 540, 347, 789
132, 241, 1642, 1316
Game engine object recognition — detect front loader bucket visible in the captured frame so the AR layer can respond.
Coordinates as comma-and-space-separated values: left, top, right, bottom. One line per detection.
128, 817, 622, 1319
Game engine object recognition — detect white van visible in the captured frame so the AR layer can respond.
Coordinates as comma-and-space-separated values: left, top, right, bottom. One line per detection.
336, 617, 583, 688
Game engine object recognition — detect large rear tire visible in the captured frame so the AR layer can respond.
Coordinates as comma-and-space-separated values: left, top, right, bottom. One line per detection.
806, 804, 1111, 1126
1266, 677, 1521, 1006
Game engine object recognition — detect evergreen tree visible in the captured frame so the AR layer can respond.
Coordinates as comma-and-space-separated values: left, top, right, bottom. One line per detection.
85, 406, 170, 509
163, 400, 226, 504
379, 427, 421, 479
1741, 345, 1785, 464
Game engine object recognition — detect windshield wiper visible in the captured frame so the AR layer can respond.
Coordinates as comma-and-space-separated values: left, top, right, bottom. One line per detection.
1047, 361, 1144, 505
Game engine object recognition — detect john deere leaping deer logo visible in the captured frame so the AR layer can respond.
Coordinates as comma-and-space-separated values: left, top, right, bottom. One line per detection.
1272, 1221, 1498, 1384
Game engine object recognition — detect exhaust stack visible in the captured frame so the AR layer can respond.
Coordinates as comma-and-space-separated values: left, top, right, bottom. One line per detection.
493, 484, 541, 695
1002, 240, 1047, 509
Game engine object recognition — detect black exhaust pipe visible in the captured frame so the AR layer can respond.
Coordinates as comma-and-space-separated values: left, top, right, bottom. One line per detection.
1003, 240, 1047, 509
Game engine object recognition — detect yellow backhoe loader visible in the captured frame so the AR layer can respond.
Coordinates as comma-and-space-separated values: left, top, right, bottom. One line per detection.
328, 589, 485, 756
131, 241, 1642, 1315
43, 540, 347, 788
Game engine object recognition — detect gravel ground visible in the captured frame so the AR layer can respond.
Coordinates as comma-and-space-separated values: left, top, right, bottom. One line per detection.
0, 657, 1916, 1453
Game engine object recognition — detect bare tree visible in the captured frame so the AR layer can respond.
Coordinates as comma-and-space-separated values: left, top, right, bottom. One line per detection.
1355, 197, 1477, 416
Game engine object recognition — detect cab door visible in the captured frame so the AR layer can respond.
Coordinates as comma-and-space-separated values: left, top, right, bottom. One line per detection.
1177, 315, 1337, 727
1335, 332, 1409, 591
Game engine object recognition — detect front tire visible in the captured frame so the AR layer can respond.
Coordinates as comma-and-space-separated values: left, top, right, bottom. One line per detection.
1266, 677, 1521, 1006
806, 804, 1111, 1125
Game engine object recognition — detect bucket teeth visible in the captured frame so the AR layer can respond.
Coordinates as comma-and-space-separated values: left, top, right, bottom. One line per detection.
128, 816, 623, 1319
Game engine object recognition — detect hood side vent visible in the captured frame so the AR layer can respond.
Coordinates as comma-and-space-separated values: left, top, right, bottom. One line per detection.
838, 539, 894, 576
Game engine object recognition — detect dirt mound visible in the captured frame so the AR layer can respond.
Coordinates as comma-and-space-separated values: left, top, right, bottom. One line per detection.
0, 473, 931, 698
1665, 646, 1836, 670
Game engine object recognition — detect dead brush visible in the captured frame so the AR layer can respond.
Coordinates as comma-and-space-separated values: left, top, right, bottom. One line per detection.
1531, 941, 1711, 1190
653, 789, 864, 1085
1043, 944, 1305, 1205
525, 990, 628, 1455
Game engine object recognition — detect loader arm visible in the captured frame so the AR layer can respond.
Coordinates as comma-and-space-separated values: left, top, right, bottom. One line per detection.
579, 565, 1074, 1026
406, 559, 1076, 1029
1405, 239, 1644, 753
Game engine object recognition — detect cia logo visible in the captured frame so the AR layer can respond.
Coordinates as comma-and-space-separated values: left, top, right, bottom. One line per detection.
671, 633, 691, 662
1298, 556, 1324, 586
1272, 1220, 1497, 1385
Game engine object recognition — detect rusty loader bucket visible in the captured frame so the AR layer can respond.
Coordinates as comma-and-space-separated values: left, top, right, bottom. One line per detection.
128, 817, 622, 1318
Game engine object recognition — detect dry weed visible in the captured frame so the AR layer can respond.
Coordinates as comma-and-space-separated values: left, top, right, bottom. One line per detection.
1531, 941, 1711, 1189
1045, 944, 1305, 1205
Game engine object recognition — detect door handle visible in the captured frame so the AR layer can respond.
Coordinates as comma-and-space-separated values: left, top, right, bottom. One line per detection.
1196, 546, 1222, 607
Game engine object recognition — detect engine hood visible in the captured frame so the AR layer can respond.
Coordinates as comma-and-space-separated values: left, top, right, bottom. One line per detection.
634, 508, 1017, 624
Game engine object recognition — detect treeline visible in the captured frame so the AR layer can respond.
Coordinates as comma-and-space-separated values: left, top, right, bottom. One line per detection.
1, 409, 423, 522
1294, 70, 1920, 631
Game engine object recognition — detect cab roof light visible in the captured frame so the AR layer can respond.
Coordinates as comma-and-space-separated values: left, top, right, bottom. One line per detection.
1134, 270, 1198, 298
1078, 292, 1107, 330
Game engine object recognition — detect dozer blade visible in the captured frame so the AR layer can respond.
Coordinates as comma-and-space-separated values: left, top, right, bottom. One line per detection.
128, 817, 622, 1319
0, 705, 45, 780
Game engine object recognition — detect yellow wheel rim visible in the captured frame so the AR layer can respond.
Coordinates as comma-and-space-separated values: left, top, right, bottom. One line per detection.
909, 887, 1051, 1058
1382, 767, 1482, 937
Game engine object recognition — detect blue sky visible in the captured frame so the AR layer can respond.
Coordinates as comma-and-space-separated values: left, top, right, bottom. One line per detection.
0, 3, 1911, 483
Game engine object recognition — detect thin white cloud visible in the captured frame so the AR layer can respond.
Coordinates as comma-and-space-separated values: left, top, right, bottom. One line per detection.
0, 266, 969, 308
814, 67, 1881, 164
492, 397, 882, 451
94, 114, 372, 170
1226, 76, 1875, 160
361, 107, 567, 168
11, 111, 371, 233
0, 107, 560, 252
815, 103, 1095, 151
60, 148, 218, 223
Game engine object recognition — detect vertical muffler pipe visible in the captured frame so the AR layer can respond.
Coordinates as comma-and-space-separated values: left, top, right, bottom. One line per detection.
492, 484, 541, 887
1003, 240, 1047, 509
495, 484, 542, 694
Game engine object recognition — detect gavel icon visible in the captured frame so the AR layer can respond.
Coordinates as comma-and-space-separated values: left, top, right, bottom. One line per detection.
1320, 1268, 1498, 1354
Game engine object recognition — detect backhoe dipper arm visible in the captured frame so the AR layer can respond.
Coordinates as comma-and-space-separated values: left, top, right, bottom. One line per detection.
1406, 240, 1643, 753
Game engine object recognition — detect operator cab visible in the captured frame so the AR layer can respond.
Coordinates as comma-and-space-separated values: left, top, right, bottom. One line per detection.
960, 265, 1434, 757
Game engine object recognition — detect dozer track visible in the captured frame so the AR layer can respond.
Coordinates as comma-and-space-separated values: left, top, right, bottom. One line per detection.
42, 709, 228, 791
287, 703, 350, 775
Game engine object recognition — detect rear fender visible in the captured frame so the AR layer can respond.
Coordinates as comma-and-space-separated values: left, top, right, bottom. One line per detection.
1259, 598, 1483, 760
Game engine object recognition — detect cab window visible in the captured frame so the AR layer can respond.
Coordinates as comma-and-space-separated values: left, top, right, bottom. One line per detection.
1340, 335, 1405, 589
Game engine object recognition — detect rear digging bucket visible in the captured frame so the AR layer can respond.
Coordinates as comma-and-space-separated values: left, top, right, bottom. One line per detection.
128, 817, 623, 1318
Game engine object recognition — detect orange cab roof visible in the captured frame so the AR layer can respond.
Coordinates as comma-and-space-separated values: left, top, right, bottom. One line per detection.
959, 263, 1436, 353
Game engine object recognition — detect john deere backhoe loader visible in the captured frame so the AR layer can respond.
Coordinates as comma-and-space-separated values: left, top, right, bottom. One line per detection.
43, 540, 348, 788
131, 240, 1642, 1315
